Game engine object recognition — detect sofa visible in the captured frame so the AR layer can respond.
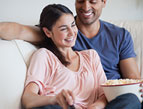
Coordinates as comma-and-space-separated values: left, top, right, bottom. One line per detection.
0, 20, 143, 109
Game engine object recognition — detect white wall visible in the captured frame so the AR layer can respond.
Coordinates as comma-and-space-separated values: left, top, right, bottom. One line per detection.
0, 0, 143, 25
101, 0, 143, 21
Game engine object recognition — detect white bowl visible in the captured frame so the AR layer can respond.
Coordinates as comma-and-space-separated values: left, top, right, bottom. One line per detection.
101, 79, 143, 102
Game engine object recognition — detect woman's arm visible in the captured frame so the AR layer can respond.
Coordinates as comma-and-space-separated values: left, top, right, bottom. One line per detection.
0, 22, 43, 43
22, 82, 57, 109
88, 95, 107, 109
22, 82, 75, 109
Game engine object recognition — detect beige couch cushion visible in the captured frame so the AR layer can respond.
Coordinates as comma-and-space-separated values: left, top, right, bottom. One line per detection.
14, 40, 37, 66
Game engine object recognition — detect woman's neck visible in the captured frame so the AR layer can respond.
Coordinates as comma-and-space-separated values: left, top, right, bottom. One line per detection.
59, 47, 76, 61
59, 47, 80, 72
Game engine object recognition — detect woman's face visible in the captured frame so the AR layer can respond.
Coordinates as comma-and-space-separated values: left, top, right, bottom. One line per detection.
47, 14, 78, 49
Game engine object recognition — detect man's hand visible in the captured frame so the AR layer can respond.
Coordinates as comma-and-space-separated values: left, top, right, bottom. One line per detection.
140, 83, 143, 98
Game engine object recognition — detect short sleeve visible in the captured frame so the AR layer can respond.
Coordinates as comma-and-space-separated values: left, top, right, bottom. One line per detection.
119, 29, 136, 60
25, 48, 51, 95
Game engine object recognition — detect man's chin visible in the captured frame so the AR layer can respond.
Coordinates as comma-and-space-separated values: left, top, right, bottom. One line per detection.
81, 20, 95, 25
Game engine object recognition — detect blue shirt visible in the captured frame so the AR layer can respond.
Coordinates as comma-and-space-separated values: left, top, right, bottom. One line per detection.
73, 20, 136, 79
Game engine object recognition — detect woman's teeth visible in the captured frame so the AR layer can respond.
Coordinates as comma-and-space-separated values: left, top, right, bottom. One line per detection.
65, 38, 74, 42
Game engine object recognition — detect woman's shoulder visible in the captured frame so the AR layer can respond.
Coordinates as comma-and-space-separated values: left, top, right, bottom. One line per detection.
32, 48, 60, 66
33, 48, 56, 59
78, 49, 99, 61
79, 49, 98, 56
35, 48, 53, 55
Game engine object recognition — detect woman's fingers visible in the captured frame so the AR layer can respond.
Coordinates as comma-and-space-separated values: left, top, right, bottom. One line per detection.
56, 92, 68, 109
56, 89, 75, 109
63, 90, 74, 106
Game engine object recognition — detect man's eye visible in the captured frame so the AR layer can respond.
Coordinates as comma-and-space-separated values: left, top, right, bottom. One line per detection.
77, 0, 98, 4
77, 0, 84, 3
90, 0, 97, 4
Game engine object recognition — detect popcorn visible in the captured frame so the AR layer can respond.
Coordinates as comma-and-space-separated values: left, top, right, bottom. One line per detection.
103, 79, 143, 85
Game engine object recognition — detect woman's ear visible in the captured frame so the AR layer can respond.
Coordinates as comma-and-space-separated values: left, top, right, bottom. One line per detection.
42, 27, 52, 38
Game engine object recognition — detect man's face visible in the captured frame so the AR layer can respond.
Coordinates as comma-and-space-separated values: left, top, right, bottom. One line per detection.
75, 0, 106, 25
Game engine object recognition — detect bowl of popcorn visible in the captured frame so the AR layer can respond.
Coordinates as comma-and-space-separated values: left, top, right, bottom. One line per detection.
101, 79, 143, 102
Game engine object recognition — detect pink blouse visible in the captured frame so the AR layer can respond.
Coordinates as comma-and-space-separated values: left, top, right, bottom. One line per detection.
25, 48, 107, 109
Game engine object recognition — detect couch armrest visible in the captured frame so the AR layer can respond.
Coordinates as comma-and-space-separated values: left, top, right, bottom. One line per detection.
0, 40, 26, 109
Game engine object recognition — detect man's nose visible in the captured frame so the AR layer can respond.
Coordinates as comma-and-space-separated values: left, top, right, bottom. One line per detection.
82, 1, 91, 12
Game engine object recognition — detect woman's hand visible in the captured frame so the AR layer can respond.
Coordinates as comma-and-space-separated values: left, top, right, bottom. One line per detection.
55, 89, 75, 109
88, 95, 107, 109
88, 105, 103, 109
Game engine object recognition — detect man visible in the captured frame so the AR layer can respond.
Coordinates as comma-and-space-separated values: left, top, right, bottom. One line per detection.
0, 0, 142, 108
73, 0, 140, 80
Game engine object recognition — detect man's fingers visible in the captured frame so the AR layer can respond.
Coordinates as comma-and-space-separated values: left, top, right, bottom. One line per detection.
140, 83, 143, 98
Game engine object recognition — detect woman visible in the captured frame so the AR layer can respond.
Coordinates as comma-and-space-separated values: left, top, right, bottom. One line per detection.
21, 4, 107, 109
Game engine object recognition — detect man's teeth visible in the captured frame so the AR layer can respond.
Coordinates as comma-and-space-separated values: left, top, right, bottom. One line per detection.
83, 12, 92, 16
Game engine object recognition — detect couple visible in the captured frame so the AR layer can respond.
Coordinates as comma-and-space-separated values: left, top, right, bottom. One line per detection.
0, 0, 142, 109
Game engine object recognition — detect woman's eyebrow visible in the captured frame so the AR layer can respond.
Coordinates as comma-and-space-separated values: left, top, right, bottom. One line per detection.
58, 25, 67, 28
58, 20, 75, 28
72, 21, 75, 24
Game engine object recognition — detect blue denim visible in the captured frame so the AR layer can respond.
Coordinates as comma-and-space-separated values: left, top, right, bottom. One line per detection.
32, 93, 141, 109
32, 105, 75, 109
105, 93, 141, 109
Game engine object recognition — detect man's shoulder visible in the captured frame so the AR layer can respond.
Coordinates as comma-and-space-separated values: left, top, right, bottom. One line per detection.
100, 20, 129, 35
100, 20, 123, 30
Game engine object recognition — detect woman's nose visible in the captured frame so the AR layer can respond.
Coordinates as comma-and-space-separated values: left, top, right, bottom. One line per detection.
68, 28, 74, 36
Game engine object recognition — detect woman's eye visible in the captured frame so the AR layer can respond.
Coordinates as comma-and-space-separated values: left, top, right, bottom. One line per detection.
60, 28, 67, 31
71, 24, 76, 27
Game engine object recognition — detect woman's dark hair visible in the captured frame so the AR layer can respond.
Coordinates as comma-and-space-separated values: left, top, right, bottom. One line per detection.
38, 4, 73, 66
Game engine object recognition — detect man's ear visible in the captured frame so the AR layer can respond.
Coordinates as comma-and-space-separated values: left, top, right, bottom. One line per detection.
102, 0, 107, 8
42, 27, 52, 38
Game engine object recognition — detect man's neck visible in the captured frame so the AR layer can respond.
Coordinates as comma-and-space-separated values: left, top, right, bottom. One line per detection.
76, 18, 100, 39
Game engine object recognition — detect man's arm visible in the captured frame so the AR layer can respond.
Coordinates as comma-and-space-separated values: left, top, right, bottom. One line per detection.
0, 22, 43, 43
120, 58, 140, 79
